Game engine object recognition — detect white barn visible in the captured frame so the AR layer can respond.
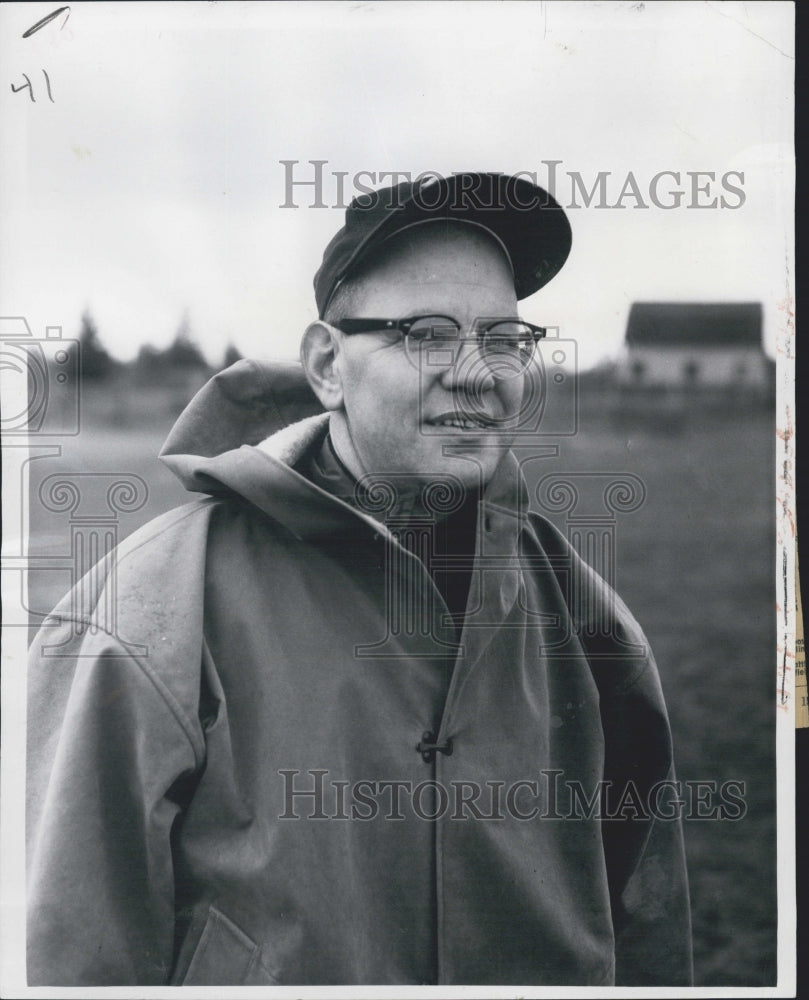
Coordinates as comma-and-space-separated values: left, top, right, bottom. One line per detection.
616, 302, 771, 390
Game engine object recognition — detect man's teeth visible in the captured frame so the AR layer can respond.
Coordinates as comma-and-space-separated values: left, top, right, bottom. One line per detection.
435, 418, 487, 429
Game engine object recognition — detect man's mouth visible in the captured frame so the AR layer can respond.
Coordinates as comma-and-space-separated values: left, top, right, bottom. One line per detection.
428, 413, 497, 430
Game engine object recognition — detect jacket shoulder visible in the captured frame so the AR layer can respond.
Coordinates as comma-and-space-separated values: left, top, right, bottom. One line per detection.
31, 499, 228, 744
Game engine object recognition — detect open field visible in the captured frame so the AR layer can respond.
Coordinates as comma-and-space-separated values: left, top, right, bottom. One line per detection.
539, 399, 777, 986
25, 383, 777, 985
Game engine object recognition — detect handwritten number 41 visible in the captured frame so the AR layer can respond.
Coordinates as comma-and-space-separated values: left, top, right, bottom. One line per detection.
11, 7, 71, 104
11, 69, 55, 103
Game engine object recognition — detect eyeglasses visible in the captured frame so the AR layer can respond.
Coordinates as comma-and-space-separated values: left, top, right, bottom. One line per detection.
331, 315, 547, 372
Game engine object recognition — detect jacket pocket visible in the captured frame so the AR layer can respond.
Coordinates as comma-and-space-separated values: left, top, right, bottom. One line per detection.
179, 905, 276, 985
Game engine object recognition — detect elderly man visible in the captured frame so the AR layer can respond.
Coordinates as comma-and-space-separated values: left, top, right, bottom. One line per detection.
27, 173, 692, 986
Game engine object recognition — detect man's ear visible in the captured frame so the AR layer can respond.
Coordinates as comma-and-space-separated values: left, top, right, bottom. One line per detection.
300, 321, 345, 411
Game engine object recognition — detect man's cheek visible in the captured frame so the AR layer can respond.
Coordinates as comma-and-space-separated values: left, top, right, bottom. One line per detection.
503, 381, 527, 420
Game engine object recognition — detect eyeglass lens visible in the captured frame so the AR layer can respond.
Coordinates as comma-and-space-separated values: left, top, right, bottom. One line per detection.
404, 316, 536, 368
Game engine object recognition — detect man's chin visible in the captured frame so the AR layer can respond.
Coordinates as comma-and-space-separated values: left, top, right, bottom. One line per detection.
418, 451, 504, 494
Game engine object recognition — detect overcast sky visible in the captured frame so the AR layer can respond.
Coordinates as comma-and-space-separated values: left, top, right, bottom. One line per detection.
0, 1, 794, 370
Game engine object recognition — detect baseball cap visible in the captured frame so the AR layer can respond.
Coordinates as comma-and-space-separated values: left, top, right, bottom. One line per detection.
314, 172, 572, 317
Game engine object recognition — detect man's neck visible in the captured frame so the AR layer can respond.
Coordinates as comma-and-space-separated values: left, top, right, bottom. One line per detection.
306, 431, 470, 525
298, 430, 480, 638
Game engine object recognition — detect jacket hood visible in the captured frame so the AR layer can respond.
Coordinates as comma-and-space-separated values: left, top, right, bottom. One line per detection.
159, 359, 529, 542
161, 359, 324, 464
160, 360, 358, 540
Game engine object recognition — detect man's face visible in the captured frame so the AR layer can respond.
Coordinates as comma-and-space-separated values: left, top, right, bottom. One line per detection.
327, 224, 528, 492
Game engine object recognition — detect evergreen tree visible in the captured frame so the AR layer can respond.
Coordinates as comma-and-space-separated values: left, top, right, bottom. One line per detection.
222, 342, 243, 368
135, 343, 163, 374
77, 310, 114, 380
164, 314, 209, 370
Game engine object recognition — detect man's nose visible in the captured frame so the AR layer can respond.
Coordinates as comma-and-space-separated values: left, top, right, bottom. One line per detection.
437, 338, 497, 393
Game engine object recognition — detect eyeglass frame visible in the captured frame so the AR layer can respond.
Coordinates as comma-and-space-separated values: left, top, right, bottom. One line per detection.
329, 314, 548, 370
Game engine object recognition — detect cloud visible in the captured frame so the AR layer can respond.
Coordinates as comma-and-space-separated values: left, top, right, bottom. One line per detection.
1, 1, 792, 364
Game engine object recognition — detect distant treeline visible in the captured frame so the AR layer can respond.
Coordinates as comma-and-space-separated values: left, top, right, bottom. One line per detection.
75, 310, 242, 383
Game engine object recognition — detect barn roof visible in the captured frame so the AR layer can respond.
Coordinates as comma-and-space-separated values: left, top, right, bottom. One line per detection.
626, 302, 762, 347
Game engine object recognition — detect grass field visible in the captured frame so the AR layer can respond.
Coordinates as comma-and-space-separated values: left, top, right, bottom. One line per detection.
539, 398, 777, 986
25, 382, 777, 986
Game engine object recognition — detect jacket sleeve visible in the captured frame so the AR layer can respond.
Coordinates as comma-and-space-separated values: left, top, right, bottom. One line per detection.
529, 512, 693, 985
596, 650, 694, 986
27, 616, 202, 986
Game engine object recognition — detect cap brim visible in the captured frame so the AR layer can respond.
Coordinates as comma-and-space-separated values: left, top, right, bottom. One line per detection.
344, 172, 572, 302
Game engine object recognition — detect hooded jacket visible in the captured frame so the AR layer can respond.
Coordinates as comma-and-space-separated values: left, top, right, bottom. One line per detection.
27, 360, 692, 987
